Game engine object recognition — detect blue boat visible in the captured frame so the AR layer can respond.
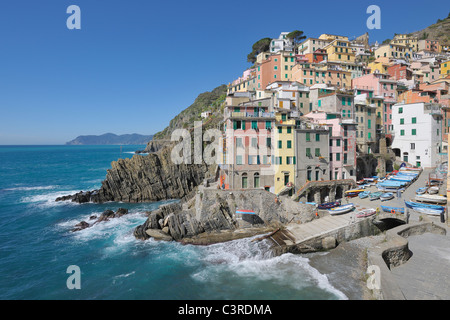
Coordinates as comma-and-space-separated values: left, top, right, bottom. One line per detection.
380, 205, 405, 214
404, 200, 445, 211
358, 190, 371, 199
415, 187, 428, 195
318, 200, 341, 209
380, 192, 394, 201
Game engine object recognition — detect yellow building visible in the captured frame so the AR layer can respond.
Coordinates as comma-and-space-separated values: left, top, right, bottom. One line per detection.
390, 34, 418, 51
273, 110, 297, 194
374, 43, 413, 60
324, 39, 355, 63
441, 60, 450, 78
368, 60, 389, 74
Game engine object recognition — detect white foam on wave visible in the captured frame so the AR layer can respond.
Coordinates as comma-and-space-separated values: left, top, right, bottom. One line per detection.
21, 190, 81, 208
3, 185, 58, 192
192, 236, 348, 300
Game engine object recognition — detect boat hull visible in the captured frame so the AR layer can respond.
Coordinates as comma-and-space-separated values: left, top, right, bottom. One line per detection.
380, 206, 405, 214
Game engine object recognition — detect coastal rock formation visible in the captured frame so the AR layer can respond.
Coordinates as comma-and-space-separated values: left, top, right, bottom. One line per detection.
56, 143, 212, 204
134, 189, 316, 245
71, 208, 129, 232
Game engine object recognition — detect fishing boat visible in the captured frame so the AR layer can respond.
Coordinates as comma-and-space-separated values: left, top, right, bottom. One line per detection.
358, 190, 371, 199
328, 203, 354, 215
380, 205, 405, 214
356, 208, 376, 218
318, 200, 341, 209
412, 207, 443, 216
415, 194, 447, 204
428, 186, 439, 194
369, 191, 383, 200
344, 189, 364, 197
404, 200, 445, 211
380, 192, 394, 201
415, 187, 428, 195
400, 167, 421, 172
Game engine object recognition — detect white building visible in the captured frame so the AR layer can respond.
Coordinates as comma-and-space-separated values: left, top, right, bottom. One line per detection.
270, 32, 294, 53
391, 102, 443, 168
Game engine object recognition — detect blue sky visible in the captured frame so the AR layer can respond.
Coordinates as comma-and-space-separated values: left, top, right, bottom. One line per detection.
0, 0, 448, 144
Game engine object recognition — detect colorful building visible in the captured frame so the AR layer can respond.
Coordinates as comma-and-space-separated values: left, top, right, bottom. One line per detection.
441, 60, 450, 79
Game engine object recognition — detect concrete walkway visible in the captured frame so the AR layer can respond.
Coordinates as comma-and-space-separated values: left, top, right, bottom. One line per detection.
285, 214, 354, 245
390, 231, 450, 300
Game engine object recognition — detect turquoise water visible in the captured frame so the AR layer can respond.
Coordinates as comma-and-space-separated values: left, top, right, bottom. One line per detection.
0, 145, 347, 300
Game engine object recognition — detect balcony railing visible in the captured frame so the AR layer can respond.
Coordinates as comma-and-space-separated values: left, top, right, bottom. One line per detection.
225, 111, 275, 119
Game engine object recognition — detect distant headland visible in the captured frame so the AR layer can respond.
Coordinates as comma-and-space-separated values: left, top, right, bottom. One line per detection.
65, 133, 153, 145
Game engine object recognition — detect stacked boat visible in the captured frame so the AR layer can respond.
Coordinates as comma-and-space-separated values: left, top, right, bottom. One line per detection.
358, 190, 371, 199
376, 170, 419, 191
405, 200, 445, 216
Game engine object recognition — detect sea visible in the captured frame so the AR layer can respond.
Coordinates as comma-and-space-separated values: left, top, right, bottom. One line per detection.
0, 145, 348, 300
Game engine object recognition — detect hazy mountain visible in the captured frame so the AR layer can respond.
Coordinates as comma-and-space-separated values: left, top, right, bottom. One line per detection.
66, 133, 153, 145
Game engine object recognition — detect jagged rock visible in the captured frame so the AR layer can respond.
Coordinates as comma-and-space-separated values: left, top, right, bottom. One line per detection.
72, 221, 90, 232
55, 144, 211, 204
145, 229, 173, 241
96, 209, 115, 222
134, 189, 316, 244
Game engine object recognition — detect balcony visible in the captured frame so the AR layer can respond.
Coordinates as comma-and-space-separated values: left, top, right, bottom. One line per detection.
225, 110, 275, 119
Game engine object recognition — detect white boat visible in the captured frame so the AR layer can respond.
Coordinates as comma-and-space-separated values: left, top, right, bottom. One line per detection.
415, 194, 447, 204
328, 203, 354, 215
428, 186, 439, 194
356, 208, 376, 218
412, 207, 443, 216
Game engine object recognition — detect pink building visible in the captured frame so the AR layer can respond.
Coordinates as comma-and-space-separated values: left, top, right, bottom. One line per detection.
352, 73, 397, 135
305, 111, 357, 181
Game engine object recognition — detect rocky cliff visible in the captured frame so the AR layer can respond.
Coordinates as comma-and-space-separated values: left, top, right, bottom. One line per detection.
134, 189, 316, 245
56, 142, 213, 203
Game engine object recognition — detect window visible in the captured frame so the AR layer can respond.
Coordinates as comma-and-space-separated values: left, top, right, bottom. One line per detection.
399, 107, 403, 114
336, 153, 340, 161
315, 133, 320, 141
368, 119, 371, 129
236, 155, 243, 165
266, 137, 271, 148
315, 148, 321, 157
251, 137, 257, 148
287, 126, 292, 134
265, 121, 271, 129
306, 148, 312, 157
412, 129, 416, 135
336, 139, 341, 147
278, 127, 282, 134
287, 140, 292, 149
254, 173, 260, 188
306, 132, 310, 141
400, 118, 404, 125
281, 114, 287, 121
400, 129, 405, 136
251, 121, 257, 129
411, 143, 415, 150
278, 140, 282, 149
